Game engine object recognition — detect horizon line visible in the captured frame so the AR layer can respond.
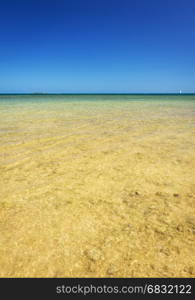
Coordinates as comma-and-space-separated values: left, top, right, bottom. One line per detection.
0, 92, 195, 95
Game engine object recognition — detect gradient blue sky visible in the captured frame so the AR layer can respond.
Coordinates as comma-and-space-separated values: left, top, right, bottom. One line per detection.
0, 0, 195, 93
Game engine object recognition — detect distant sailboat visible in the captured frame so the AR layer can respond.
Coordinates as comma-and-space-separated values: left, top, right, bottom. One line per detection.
179, 90, 182, 94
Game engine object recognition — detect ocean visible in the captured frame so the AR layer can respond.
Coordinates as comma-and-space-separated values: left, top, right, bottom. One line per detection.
0, 94, 195, 277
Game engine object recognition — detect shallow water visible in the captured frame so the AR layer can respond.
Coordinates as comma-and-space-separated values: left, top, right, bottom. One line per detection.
0, 94, 195, 277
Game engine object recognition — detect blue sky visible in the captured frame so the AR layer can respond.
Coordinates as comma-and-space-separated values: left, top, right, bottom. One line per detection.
0, 0, 195, 93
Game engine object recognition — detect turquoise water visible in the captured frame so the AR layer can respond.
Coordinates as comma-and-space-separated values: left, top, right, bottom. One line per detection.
0, 94, 195, 125
1, 94, 195, 120
0, 94, 195, 104
0, 93, 195, 147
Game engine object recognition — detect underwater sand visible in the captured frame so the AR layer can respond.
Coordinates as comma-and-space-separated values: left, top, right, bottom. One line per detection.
0, 94, 195, 277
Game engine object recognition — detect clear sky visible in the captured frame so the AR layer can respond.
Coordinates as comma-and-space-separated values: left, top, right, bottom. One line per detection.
0, 0, 195, 93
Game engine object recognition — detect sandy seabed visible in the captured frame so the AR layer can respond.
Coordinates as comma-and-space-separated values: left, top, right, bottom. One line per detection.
0, 97, 195, 277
